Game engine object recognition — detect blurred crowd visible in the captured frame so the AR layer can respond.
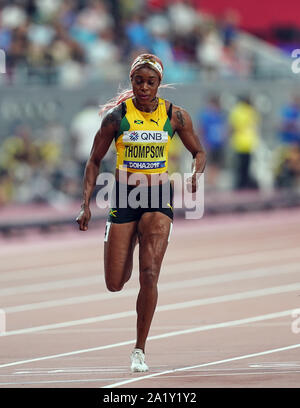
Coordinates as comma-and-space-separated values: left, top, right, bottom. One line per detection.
0, 0, 299, 207
0, 0, 255, 86
1, 92, 300, 207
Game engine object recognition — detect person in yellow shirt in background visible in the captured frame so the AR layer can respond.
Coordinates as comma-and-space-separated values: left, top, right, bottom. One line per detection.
229, 95, 259, 190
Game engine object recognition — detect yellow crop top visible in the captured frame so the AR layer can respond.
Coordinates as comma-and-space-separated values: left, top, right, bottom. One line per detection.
115, 97, 174, 174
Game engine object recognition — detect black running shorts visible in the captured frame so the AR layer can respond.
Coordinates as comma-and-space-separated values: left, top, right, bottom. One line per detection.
108, 180, 174, 224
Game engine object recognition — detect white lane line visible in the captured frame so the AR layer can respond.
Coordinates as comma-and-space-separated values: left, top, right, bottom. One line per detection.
1, 245, 300, 282
2, 369, 300, 386
0, 260, 101, 283
4, 261, 299, 313
135, 369, 300, 379
0, 276, 102, 297
168, 246, 300, 274
1, 208, 299, 257
2, 282, 300, 336
0, 377, 117, 386
2, 244, 300, 304
0, 308, 295, 370
103, 343, 300, 388
1, 281, 300, 337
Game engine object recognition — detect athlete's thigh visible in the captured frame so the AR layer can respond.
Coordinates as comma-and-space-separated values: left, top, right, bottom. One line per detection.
104, 221, 138, 288
137, 212, 172, 277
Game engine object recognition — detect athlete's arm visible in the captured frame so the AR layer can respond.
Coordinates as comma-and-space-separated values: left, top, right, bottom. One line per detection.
76, 105, 122, 231
172, 105, 206, 192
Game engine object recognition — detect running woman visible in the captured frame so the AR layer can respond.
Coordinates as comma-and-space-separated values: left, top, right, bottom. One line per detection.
76, 54, 206, 372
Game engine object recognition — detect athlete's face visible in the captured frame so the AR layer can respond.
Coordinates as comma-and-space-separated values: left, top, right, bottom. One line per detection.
131, 66, 160, 106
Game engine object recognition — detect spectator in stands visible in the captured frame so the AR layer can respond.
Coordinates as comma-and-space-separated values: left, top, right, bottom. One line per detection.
70, 99, 103, 177
219, 9, 240, 47
0, 170, 14, 206
0, 122, 66, 204
167, 0, 200, 37
196, 19, 223, 79
274, 95, 300, 190
197, 95, 228, 188
279, 95, 300, 146
0, 0, 257, 85
74, 0, 114, 37
275, 144, 300, 189
229, 95, 260, 190
125, 13, 153, 54
85, 27, 122, 80
5, 23, 29, 80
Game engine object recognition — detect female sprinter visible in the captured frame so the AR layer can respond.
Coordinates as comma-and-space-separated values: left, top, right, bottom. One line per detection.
76, 54, 206, 372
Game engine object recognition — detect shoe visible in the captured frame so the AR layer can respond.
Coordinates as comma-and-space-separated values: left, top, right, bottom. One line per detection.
130, 348, 149, 372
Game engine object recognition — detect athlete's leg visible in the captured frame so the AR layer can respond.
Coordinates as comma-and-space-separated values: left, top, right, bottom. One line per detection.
135, 212, 172, 352
104, 221, 138, 292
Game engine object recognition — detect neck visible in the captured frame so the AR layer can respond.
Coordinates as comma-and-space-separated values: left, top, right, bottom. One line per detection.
133, 97, 158, 113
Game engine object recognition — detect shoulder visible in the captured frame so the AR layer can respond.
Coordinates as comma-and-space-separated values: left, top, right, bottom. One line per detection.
163, 99, 190, 123
101, 103, 126, 130
171, 103, 192, 130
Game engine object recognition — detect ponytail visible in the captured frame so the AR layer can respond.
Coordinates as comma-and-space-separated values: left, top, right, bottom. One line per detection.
98, 88, 133, 117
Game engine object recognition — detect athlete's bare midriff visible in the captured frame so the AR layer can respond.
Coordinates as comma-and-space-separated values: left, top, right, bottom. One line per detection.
115, 169, 169, 186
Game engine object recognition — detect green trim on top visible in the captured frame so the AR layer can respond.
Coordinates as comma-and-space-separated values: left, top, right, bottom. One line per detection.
116, 115, 130, 142
163, 117, 174, 138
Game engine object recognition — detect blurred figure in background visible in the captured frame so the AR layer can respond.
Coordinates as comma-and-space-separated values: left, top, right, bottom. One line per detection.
0, 123, 62, 204
196, 19, 223, 79
197, 95, 227, 189
70, 99, 101, 178
0, 169, 14, 206
125, 12, 153, 54
275, 95, 300, 189
278, 95, 300, 146
229, 96, 260, 190
275, 144, 300, 190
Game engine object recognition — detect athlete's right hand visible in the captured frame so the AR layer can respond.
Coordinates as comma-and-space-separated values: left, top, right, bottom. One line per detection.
76, 206, 91, 231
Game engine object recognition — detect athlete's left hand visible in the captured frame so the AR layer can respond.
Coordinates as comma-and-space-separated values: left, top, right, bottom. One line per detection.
186, 173, 199, 194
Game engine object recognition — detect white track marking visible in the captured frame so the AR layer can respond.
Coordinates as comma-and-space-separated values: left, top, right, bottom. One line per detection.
1, 209, 299, 261
1, 245, 300, 282
1, 207, 299, 255
2, 248, 300, 309
0, 378, 118, 385
2, 369, 300, 386
103, 343, 300, 388
0, 275, 102, 297
165, 246, 300, 274
0, 308, 295, 369
11, 367, 128, 375
0, 260, 100, 282
4, 261, 300, 313
1, 282, 299, 336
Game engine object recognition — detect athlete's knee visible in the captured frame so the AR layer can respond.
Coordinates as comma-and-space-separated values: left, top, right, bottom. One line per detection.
139, 267, 159, 289
105, 275, 124, 292
106, 281, 124, 292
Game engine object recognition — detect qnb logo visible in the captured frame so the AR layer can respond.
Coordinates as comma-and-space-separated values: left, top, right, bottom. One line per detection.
291, 309, 300, 334
141, 132, 162, 141
129, 131, 139, 141
291, 49, 300, 74
0, 309, 6, 335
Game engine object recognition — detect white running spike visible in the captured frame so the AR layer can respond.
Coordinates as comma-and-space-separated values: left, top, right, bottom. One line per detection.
130, 348, 149, 372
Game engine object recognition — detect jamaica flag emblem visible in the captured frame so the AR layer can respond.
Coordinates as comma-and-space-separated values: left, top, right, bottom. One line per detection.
134, 120, 144, 124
